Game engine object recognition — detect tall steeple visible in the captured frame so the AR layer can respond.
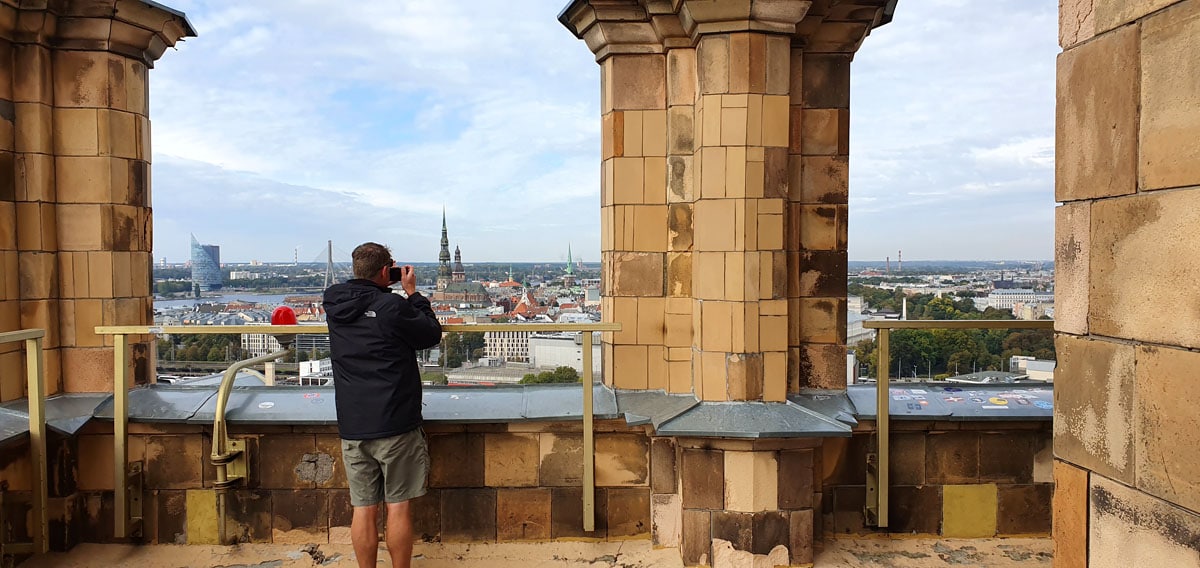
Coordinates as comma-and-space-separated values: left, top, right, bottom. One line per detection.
565, 244, 574, 276
437, 208, 451, 291
452, 245, 466, 283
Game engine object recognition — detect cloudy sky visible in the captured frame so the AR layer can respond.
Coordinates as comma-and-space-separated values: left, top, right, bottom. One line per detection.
149, 0, 1057, 264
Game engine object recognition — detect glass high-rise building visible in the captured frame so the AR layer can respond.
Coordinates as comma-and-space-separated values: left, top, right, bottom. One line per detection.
190, 234, 223, 292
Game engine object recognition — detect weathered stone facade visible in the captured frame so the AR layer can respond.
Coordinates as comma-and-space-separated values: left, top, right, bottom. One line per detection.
566, 0, 884, 401
1054, 0, 1200, 563
0, 0, 193, 399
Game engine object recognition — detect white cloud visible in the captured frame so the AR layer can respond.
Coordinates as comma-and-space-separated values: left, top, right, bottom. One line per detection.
148, 0, 1057, 263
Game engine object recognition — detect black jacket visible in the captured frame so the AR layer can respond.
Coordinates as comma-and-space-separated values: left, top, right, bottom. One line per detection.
323, 279, 442, 440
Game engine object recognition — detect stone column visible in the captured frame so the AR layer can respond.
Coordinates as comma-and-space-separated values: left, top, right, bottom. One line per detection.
1054, 0, 1200, 564
682, 3, 807, 402
0, 0, 193, 396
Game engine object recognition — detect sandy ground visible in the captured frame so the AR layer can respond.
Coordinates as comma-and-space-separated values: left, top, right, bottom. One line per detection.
17, 537, 1052, 567
815, 537, 1053, 567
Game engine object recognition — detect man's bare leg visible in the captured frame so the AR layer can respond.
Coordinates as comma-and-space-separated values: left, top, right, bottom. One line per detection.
351, 505, 379, 568
385, 501, 414, 568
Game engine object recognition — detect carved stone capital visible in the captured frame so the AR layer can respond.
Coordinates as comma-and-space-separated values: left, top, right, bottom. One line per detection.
560, 0, 664, 61
677, 0, 813, 38
2, 0, 194, 66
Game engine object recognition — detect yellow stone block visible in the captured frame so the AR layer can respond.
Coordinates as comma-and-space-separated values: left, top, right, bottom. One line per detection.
15, 103, 53, 154
99, 109, 138, 159
624, 110, 644, 157
613, 157, 644, 204
484, 433, 540, 487
601, 208, 613, 250
114, 252, 134, 298
730, 303, 746, 353
665, 312, 692, 347
723, 253, 746, 305
667, 49, 696, 107
603, 160, 614, 206
724, 451, 779, 512
643, 109, 667, 157
668, 360, 692, 394
721, 106, 748, 146
186, 489, 219, 544
602, 112, 616, 160
761, 96, 790, 147
666, 297, 692, 315
759, 213, 784, 250
743, 303, 760, 352
668, 347, 692, 362
763, 351, 787, 401
644, 157, 667, 204
746, 95, 763, 146
740, 198, 757, 251
700, 147, 726, 199
613, 344, 649, 390
693, 199, 735, 252
725, 146, 747, 198
51, 107, 99, 156
746, 159, 765, 198
760, 315, 788, 352
723, 94, 749, 108
15, 153, 56, 202
760, 299, 787, 316
700, 351, 726, 401
87, 250, 113, 299
632, 205, 668, 252
702, 94, 722, 142
613, 297, 637, 344
759, 252, 776, 299
743, 252, 761, 302
701, 301, 733, 352
698, 35, 730, 95
647, 345, 669, 391
57, 204, 110, 251
56, 157, 112, 204
693, 251, 726, 300
637, 296, 665, 345
943, 484, 998, 538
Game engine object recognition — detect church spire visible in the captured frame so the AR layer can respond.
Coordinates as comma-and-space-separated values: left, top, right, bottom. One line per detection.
565, 244, 574, 276
437, 208, 451, 291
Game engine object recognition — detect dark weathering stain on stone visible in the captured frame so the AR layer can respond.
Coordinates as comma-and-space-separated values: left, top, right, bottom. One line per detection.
1091, 484, 1200, 552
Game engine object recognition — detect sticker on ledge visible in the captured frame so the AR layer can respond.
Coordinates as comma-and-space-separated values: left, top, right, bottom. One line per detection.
988, 397, 1009, 406
944, 396, 963, 403
258, 401, 275, 409
1034, 400, 1053, 410
303, 392, 321, 399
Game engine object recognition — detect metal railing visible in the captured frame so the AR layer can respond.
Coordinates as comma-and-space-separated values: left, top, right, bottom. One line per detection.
96, 321, 620, 542
0, 329, 48, 555
860, 319, 1055, 528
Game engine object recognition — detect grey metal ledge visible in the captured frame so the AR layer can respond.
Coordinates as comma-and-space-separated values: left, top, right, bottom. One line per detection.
846, 382, 1053, 421
0, 393, 109, 437
614, 390, 699, 429
654, 400, 854, 438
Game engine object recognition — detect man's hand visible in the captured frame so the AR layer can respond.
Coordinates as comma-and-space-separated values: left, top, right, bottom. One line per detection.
400, 265, 417, 296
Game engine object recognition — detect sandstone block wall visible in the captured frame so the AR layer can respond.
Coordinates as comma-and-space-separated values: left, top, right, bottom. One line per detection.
821, 424, 1053, 539
0, 0, 191, 398
1054, 0, 1200, 563
571, 0, 887, 402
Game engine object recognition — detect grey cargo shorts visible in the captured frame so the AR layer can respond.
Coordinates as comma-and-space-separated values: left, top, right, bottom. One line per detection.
341, 428, 429, 507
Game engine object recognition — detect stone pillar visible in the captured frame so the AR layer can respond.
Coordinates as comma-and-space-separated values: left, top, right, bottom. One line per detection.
564, 2, 891, 564
1054, 0, 1200, 564
0, 0, 193, 396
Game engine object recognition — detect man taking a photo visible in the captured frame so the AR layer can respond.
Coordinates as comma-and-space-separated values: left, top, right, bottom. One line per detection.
324, 242, 442, 568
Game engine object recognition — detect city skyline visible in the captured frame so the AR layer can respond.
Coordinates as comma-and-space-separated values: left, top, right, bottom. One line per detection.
149, 0, 1056, 264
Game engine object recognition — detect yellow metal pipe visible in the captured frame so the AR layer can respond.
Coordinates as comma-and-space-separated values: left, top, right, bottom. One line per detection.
113, 333, 129, 538
582, 331, 595, 532
211, 348, 289, 545
211, 349, 290, 458
876, 328, 890, 528
96, 322, 622, 335
23, 334, 47, 554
